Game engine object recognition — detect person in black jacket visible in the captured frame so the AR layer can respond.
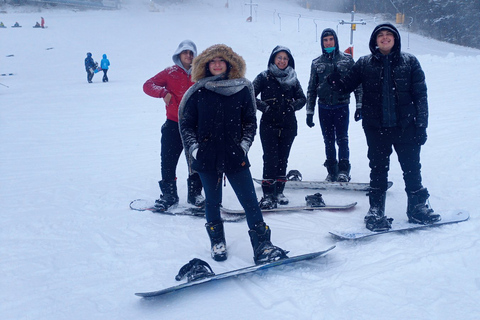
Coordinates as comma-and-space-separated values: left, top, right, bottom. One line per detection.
253, 46, 306, 209
84, 52, 97, 83
179, 44, 288, 265
328, 23, 440, 231
306, 28, 362, 182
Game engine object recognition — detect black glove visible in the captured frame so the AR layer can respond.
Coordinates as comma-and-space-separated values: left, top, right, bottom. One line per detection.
306, 114, 315, 128
354, 109, 362, 122
415, 127, 427, 145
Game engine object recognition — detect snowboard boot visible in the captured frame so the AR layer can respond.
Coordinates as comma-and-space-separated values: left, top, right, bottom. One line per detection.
205, 221, 227, 261
364, 188, 393, 232
248, 221, 289, 265
154, 180, 179, 212
259, 179, 277, 209
406, 188, 441, 224
337, 159, 351, 182
324, 159, 338, 182
275, 176, 289, 205
187, 174, 205, 208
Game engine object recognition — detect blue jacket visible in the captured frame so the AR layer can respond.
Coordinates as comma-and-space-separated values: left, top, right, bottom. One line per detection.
85, 52, 96, 71
101, 54, 110, 70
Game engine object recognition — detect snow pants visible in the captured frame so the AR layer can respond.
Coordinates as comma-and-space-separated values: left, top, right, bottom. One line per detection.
364, 125, 423, 193
259, 122, 296, 180
198, 169, 263, 230
102, 69, 108, 82
318, 105, 349, 161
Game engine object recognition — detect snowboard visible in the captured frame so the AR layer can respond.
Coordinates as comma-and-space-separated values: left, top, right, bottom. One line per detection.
329, 210, 469, 240
135, 245, 335, 298
253, 178, 393, 191
129, 199, 244, 222
220, 202, 357, 215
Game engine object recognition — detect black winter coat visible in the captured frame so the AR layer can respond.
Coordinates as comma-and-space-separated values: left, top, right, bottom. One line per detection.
180, 81, 257, 174
253, 70, 306, 133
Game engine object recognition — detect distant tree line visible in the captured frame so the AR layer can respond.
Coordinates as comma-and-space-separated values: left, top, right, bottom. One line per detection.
302, 0, 480, 49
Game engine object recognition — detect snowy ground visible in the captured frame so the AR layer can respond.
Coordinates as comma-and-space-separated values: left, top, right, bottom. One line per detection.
1, 0, 479, 319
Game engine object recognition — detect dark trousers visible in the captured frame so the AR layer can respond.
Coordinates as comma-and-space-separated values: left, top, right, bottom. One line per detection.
198, 169, 263, 230
87, 69, 94, 82
160, 119, 184, 181
260, 123, 295, 180
364, 125, 423, 193
318, 106, 349, 161
102, 69, 108, 82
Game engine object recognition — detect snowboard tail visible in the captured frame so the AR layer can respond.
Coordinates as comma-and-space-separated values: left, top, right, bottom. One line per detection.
135, 246, 335, 298
329, 210, 469, 240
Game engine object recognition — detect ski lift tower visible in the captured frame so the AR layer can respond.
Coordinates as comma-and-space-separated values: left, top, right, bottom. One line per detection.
245, 0, 258, 22
339, 11, 366, 58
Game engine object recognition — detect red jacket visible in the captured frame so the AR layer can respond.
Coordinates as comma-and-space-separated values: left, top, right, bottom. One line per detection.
143, 65, 194, 123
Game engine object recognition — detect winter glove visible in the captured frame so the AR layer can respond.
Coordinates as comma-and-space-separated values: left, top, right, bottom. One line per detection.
240, 140, 250, 156
306, 114, 315, 128
415, 127, 427, 145
354, 109, 362, 122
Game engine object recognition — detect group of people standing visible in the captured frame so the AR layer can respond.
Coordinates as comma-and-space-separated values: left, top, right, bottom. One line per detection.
143, 23, 440, 265
84, 52, 110, 83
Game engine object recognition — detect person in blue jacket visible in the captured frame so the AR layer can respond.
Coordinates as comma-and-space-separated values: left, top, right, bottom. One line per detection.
100, 54, 110, 82
84, 52, 97, 83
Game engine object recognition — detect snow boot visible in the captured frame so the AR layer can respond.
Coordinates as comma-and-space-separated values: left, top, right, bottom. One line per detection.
205, 221, 227, 261
248, 221, 289, 265
406, 188, 441, 224
154, 180, 179, 212
337, 160, 351, 182
364, 188, 393, 232
187, 174, 205, 208
259, 179, 277, 209
275, 176, 289, 205
324, 159, 338, 182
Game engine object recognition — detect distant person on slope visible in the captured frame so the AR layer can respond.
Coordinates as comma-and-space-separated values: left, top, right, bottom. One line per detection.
143, 40, 205, 211
84, 52, 97, 83
327, 23, 441, 231
306, 28, 362, 183
100, 54, 110, 82
253, 45, 306, 209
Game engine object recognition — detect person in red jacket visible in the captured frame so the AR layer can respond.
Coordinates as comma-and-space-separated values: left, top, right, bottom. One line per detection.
143, 40, 204, 211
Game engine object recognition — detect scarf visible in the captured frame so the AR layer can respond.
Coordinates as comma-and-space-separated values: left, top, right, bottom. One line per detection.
268, 64, 297, 90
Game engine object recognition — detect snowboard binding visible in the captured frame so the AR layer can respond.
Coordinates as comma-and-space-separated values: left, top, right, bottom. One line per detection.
286, 169, 302, 181
175, 258, 215, 282
305, 193, 326, 207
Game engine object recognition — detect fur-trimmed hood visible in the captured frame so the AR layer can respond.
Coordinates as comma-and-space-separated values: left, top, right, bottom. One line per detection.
191, 44, 246, 82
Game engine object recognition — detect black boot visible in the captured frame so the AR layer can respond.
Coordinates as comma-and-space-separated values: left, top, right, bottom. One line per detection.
248, 222, 288, 265
187, 174, 205, 208
275, 176, 288, 205
154, 180, 179, 212
364, 188, 392, 231
259, 179, 277, 209
205, 221, 227, 261
324, 160, 338, 182
407, 188, 441, 224
337, 160, 351, 182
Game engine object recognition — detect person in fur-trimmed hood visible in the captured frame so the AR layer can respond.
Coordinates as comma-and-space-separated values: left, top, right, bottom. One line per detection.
253, 45, 306, 209
143, 40, 205, 213
179, 44, 288, 265
327, 23, 440, 232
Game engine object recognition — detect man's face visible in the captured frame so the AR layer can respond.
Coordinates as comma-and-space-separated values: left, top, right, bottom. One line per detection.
180, 50, 194, 69
376, 30, 395, 55
323, 35, 335, 48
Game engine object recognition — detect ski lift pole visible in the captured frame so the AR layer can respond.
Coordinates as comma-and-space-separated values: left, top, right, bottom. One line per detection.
339, 11, 366, 58
407, 17, 414, 49
245, 0, 258, 22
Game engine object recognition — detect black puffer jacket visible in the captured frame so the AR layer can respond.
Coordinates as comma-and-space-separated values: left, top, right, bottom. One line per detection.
338, 23, 428, 128
306, 28, 360, 112
179, 44, 257, 174
253, 46, 306, 133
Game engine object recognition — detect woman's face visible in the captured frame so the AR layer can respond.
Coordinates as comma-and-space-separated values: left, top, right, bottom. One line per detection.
274, 51, 289, 70
208, 57, 227, 76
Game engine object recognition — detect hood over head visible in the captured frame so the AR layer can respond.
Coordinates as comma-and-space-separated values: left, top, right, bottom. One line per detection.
369, 23, 401, 54
102, 54, 107, 59
86, 52, 92, 57
191, 44, 246, 82
320, 28, 339, 55
172, 40, 197, 71
268, 45, 295, 69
